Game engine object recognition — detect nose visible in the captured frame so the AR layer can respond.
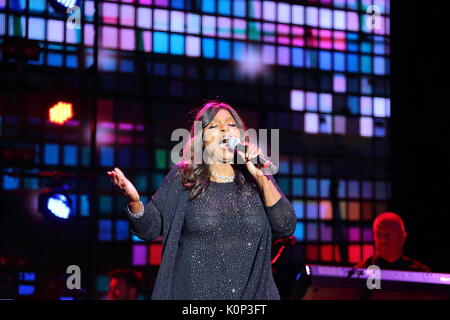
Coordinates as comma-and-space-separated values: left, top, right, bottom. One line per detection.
219, 123, 227, 132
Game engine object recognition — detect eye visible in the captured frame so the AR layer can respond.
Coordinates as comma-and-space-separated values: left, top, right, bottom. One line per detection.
228, 123, 237, 127
208, 125, 217, 129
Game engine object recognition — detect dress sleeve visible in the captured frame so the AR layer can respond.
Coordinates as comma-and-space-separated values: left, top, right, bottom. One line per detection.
263, 175, 297, 237
125, 165, 182, 241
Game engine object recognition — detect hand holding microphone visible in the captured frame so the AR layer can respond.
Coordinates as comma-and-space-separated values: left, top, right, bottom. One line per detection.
226, 137, 278, 175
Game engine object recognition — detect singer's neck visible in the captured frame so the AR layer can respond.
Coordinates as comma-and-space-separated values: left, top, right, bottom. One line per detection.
210, 164, 234, 177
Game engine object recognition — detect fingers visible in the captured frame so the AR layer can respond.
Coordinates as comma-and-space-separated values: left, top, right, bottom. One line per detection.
109, 172, 118, 185
114, 168, 128, 186
107, 171, 115, 183
243, 143, 262, 163
107, 168, 124, 187
114, 167, 125, 180
113, 172, 119, 185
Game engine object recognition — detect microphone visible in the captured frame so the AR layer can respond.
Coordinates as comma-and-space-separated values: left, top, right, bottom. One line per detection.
226, 137, 278, 175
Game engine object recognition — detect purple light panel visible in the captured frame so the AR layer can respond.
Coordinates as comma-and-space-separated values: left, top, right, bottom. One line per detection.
132, 244, 147, 266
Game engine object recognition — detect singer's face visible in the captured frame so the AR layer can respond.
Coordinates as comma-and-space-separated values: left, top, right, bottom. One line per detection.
203, 109, 240, 164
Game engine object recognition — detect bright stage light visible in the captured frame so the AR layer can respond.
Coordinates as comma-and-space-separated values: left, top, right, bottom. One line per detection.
236, 47, 266, 77
57, 0, 77, 8
48, 0, 77, 13
47, 194, 71, 219
53, 0, 77, 9
38, 190, 73, 220
49, 101, 73, 125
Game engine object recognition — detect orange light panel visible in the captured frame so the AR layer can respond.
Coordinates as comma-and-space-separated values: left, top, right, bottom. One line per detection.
49, 102, 73, 125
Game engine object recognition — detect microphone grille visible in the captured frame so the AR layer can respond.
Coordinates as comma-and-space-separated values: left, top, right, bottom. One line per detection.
227, 137, 241, 149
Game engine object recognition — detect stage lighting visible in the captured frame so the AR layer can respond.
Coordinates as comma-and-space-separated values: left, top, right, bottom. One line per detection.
49, 101, 73, 125
236, 47, 265, 77
38, 189, 73, 220
47, 194, 71, 219
49, 0, 77, 13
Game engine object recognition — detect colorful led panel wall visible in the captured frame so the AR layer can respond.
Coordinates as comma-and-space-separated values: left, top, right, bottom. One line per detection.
0, 0, 390, 275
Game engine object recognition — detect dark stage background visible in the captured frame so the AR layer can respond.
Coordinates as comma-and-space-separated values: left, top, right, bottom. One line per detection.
390, 1, 450, 274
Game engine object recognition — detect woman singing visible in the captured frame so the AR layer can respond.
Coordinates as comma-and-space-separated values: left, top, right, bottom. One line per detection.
107, 101, 296, 300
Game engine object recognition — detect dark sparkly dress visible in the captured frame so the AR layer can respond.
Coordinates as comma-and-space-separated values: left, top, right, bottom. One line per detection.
126, 165, 296, 300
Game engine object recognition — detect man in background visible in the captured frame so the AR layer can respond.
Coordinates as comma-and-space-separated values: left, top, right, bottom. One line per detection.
107, 269, 143, 300
355, 212, 431, 272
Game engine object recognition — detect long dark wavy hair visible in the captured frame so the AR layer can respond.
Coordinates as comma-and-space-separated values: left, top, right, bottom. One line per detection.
180, 100, 258, 200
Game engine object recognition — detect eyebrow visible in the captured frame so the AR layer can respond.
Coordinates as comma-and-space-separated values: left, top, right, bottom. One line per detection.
210, 117, 236, 124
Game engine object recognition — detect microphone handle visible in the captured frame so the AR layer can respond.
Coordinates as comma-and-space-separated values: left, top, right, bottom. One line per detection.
235, 143, 278, 174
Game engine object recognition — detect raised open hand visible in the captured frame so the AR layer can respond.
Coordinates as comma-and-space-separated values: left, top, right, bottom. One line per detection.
106, 167, 140, 202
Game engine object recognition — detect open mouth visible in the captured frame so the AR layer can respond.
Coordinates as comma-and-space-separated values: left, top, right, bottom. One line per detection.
219, 136, 231, 150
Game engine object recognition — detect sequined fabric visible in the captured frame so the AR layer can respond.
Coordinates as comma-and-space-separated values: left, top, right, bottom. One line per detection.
126, 164, 296, 300
173, 181, 268, 299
